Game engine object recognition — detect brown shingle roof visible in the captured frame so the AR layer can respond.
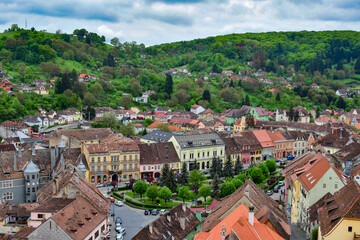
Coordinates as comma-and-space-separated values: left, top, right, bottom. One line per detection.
232, 131, 262, 151
50, 197, 107, 240
0, 144, 16, 152
132, 204, 200, 240
319, 181, 360, 237
86, 134, 139, 153
33, 197, 75, 213
138, 142, 180, 165
55, 128, 113, 141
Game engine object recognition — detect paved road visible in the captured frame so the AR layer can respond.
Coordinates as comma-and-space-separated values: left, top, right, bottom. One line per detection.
110, 203, 159, 240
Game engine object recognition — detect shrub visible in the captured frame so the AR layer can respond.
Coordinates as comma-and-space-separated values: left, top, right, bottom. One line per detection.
312, 227, 318, 240
112, 192, 124, 199
125, 198, 172, 209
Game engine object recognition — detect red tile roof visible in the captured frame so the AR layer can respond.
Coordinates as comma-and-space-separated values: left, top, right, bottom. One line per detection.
268, 132, 286, 142
253, 130, 275, 147
147, 120, 163, 129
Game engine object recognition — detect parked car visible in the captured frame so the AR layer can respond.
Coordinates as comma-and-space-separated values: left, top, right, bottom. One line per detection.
144, 209, 151, 215
117, 227, 126, 236
151, 209, 159, 215
116, 235, 124, 240
109, 197, 115, 203
160, 209, 167, 215
96, 183, 104, 188
115, 200, 123, 207
266, 190, 273, 196
273, 185, 280, 193
110, 209, 114, 216
278, 181, 284, 186
115, 223, 122, 232
115, 217, 122, 224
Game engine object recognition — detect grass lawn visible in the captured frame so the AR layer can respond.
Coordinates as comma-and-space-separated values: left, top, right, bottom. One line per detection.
143, 198, 180, 207
125, 191, 141, 199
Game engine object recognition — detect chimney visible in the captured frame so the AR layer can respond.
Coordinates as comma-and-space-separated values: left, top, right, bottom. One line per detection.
13, 154, 17, 171
32, 146, 36, 156
147, 141, 150, 146
221, 224, 226, 240
180, 217, 185, 230
149, 223, 153, 234
51, 147, 56, 171
249, 205, 254, 226
340, 128, 343, 139
167, 214, 171, 222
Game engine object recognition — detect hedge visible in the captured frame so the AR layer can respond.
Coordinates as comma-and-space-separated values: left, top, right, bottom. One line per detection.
117, 186, 128, 191
265, 176, 285, 192
112, 192, 124, 199
190, 204, 206, 208
125, 198, 173, 209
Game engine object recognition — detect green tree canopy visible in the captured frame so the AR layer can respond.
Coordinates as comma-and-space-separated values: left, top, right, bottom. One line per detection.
146, 185, 158, 202
177, 186, 190, 203
199, 185, 211, 202
133, 180, 148, 200
159, 187, 172, 205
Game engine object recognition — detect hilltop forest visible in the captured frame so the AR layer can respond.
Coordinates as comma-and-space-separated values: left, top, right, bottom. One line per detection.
1, 24, 360, 122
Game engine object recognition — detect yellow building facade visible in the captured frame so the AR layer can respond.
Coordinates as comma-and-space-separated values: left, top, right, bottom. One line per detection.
319, 219, 360, 240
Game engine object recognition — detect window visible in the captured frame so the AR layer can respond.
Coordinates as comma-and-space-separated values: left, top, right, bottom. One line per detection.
190, 153, 194, 159
32, 187, 35, 192
91, 176, 95, 182
143, 166, 146, 171
220, 150, 223, 156
135, 163, 138, 169
124, 156, 127, 161
2, 180, 13, 188
91, 157, 94, 162
38, 214, 44, 219
135, 155, 138, 160
129, 155, 132, 161
148, 166, 151, 170
323, 184, 326, 188
123, 174, 127, 179
348, 226, 352, 232
95, 230, 99, 238
91, 166, 95, 172
203, 151, 205, 157
103, 165, 107, 171
111, 156, 114, 162
197, 152, 200, 158
101, 224, 105, 232
97, 166, 101, 172
3, 192, 13, 200
183, 153, 186, 160
98, 157, 101, 162
103, 157, 106, 162
123, 164, 127, 170
129, 164, 132, 170
172, 164, 174, 168
329, 177, 332, 180
32, 175, 35, 179
335, 184, 338, 189
213, 150, 217, 157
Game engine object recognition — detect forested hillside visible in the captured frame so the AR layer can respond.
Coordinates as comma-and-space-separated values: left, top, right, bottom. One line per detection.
1, 25, 360, 122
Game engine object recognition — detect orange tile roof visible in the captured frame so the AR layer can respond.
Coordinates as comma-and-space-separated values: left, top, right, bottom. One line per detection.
168, 125, 184, 132
268, 132, 286, 142
355, 123, 360, 130
253, 130, 275, 147
195, 204, 284, 240
147, 120, 162, 129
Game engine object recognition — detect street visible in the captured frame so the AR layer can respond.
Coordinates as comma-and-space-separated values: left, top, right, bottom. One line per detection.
110, 202, 160, 240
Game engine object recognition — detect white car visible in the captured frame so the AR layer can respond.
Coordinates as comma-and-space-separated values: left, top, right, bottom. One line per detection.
160, 209, 167, 215
115, 223, 122, 232
116, 235, 124, 240
117, 227, 126, 236
115, 200, 123, 207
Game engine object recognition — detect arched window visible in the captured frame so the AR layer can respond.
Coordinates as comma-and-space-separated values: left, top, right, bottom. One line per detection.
202, 162, 205, 169
91, 176, 95, 182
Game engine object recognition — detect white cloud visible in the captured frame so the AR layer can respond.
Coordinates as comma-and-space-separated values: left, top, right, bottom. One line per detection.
97, 25, 124, 39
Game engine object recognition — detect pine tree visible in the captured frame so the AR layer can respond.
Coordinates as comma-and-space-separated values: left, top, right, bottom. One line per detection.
165, 169, 177, 193
164, 73, 173, 98
355, 57, 360, 74
234, 155, 243, 175
244, 95, 250, 106
245, 114, 255, 129
210, 157, 220, 179
193, 159, 200, 170
289, 107, 294, 121
202, 89, 211, 102
294, 110, 300, 122
276, 92, 281, 101
211, 173, 221, 199
178, 162, 189, 186
223, 155, 234, 179
159, 164, 170, 187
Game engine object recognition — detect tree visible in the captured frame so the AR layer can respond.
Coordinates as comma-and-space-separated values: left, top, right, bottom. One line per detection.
276, 92, 281, 101
202, 89, 211, 102
223, 155, 234, 179
120, 95, 132, 109
247, 167, 264, 184
143, 118, 154, 127
158, 123, 171, 132
289, 107, 294, 121
257, 162, 269, 178
211, 173, 221, 199
133, 180, 148, 200
164, 73, 173, 98
294, 110, 300, 122
159, 187, 172, 205
129, 79, 142, 96
312, 227, 319, 240
210, 157, 221, 179
231, 178, 243, 189
265, 159, 277, 174
111, 37, 121, 47
245, 114, 255, 129
336, 96, 346, 109
84, 107, 96, 120
355, 57, 360, 74
90, 82, 104, 97
178, 186, 190, 203
101, 112, 117, 128
83, 92, 96, 106
189, 169, 206, 195
220, 182, 236, 198
165, 169, 178, 193
244, 95, 250, 106
199, 185, 211, 203
178, 162, 189, 186
55, 73, 71, 94
146, 185, 158, 203
159, 164, 170, 187
120, 123, 135, 137
234, 156, 243, 175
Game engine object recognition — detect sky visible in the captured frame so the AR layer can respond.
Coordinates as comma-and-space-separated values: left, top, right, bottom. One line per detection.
0, 0, 360, 46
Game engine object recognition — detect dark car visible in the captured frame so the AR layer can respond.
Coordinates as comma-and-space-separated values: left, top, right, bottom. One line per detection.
151, 209, 159, 215
144, 209, 151, 215
273, 185, 280, 193
115, 217, 122, 224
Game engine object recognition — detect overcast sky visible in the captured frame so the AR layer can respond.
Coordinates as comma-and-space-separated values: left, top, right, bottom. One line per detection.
0, 0, 359, 46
